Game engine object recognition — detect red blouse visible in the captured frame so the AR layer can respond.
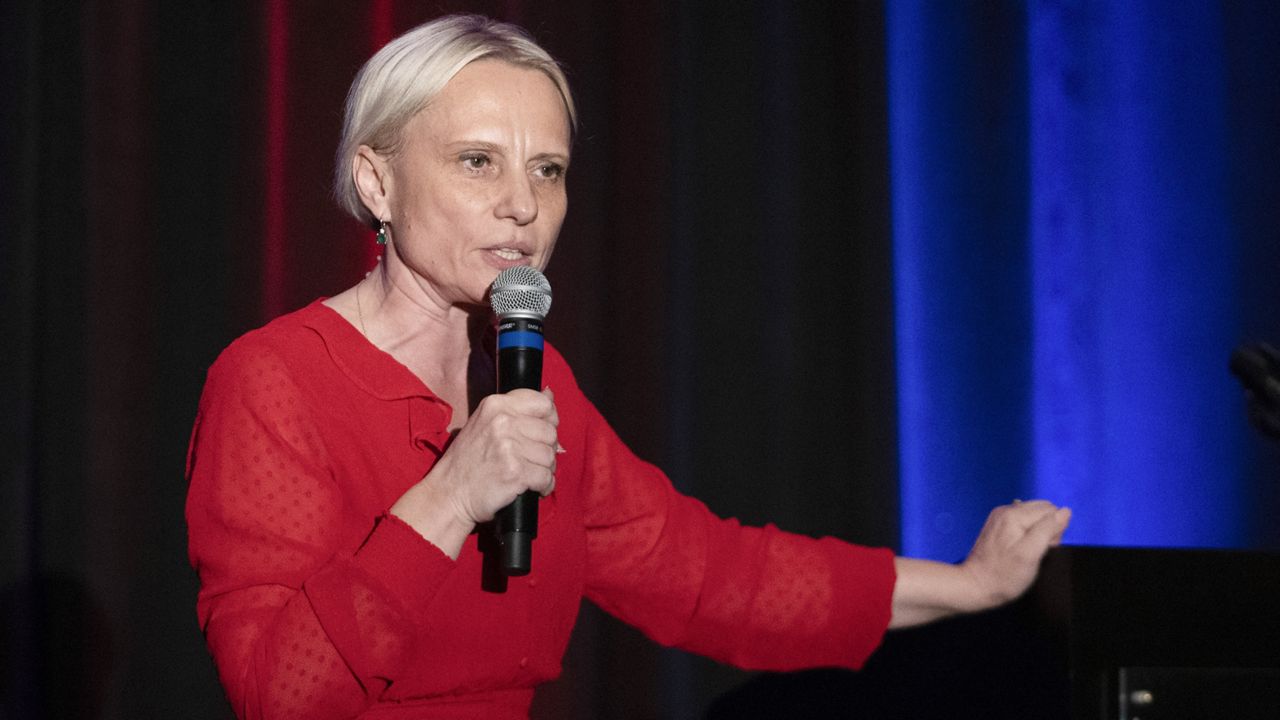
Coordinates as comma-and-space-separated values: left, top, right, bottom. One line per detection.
186, 300, 895, 719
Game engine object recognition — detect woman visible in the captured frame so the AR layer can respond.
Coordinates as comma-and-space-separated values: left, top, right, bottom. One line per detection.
186, 14, 1070, 719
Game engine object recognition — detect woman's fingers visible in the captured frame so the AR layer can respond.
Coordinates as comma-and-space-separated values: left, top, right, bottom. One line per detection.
393, 386, 563, 554
503, 387, 559, 421
1029, 506, 1071, 547
515, 415, 559, 449
401, 390, 559, 524
963, 500, 1072, 608
997, 500, 1064, 539
1006, 501, 1069, 537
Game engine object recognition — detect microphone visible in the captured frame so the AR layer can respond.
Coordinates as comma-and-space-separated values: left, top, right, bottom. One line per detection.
489, 265, 553, 576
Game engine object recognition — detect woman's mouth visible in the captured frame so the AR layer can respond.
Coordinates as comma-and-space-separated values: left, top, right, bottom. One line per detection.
491, 248, 524, 261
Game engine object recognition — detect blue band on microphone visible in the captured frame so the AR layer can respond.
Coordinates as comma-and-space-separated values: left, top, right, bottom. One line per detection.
498, 330, 544, 350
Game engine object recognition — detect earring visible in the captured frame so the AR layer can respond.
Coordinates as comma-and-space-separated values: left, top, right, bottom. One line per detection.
376, 219, 389, 246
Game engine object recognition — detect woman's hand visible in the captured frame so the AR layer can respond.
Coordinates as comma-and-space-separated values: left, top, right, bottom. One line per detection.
889, 500, 1071, 629
958, 500, 1071, 609
390, 387, 560, 558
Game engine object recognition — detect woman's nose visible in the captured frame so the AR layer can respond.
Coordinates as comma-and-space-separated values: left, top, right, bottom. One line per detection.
496, 172, 538, 225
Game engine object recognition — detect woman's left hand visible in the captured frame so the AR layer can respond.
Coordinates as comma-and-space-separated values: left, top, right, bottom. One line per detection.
958, 500, 1071, 610
889, 500, 1070, 628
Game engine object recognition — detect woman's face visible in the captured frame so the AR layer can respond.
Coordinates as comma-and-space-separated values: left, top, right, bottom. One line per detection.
379, 59, 571, 309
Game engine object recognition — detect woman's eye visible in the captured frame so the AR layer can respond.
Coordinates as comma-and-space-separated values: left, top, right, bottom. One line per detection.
537, 163, 564, 180
461, 154, 489, 170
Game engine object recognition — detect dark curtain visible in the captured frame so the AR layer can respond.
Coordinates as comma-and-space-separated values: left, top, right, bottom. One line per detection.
2, 1, 895, 718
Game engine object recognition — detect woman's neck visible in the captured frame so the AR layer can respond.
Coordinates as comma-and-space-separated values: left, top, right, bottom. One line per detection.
335, 259, 496, 423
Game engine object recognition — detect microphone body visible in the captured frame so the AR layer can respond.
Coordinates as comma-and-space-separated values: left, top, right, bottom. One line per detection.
490, 266, 553, 576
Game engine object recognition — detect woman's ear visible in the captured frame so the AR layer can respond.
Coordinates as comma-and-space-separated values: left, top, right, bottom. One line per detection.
353, 145, 392, 221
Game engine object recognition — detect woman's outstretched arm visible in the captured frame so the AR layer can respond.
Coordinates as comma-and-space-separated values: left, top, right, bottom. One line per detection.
889, 500, 1071, 629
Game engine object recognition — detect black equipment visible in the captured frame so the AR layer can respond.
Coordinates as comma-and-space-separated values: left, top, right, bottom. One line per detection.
1230, 342, 1280, 441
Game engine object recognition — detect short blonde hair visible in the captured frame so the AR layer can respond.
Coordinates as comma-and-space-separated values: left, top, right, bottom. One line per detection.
333, 14, 577, 228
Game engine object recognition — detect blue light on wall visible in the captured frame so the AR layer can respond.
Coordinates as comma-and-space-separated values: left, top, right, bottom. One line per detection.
890, 0, 1251, 559
888, 1, 1032, 561
1027, 1, 1243, 546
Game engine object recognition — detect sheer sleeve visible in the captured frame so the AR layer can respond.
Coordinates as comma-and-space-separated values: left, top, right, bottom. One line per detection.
185, 339, 454, 719
578, 400, 896, 671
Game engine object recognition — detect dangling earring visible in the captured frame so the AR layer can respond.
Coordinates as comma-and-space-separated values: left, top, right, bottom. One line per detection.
376, 219, 389, 246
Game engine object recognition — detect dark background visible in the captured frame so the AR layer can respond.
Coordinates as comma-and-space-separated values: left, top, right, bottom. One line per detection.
5, 1, 1280, 719
1, 1, 895, 717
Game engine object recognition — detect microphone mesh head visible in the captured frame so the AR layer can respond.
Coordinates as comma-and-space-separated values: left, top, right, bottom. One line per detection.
490, 266, 552, 319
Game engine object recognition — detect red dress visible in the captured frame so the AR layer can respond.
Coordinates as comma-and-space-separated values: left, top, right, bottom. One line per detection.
186, 300, 895, 719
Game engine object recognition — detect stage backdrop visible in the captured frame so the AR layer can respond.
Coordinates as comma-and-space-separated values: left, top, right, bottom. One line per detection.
889, 0, 1280, 560
2, 1, 1276, 719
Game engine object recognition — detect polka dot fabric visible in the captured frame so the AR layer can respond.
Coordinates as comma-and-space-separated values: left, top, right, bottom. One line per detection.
186, 300, 896, 719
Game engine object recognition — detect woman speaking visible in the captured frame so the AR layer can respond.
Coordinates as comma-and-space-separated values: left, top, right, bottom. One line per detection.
185, 14, 1070, 719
